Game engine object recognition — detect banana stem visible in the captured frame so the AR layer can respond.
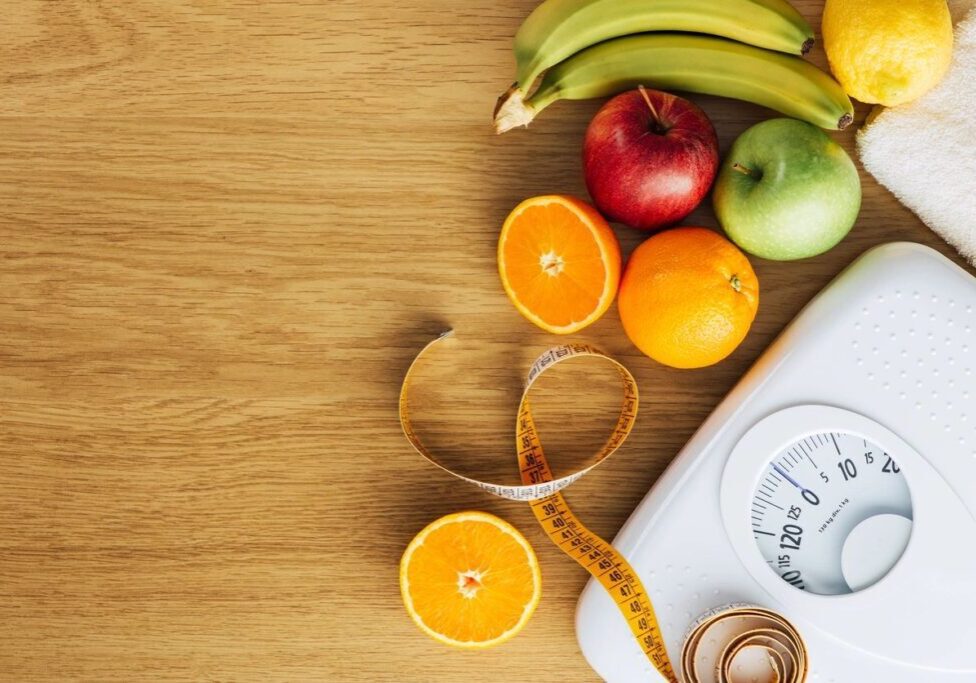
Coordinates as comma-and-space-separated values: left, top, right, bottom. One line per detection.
494, 84, 537, 134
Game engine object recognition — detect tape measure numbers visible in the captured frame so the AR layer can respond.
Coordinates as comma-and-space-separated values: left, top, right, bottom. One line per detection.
399, 333, 677, 682
400, 334, 806, 683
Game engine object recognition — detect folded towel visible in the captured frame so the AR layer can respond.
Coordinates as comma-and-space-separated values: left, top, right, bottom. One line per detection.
857, 2, 976, 265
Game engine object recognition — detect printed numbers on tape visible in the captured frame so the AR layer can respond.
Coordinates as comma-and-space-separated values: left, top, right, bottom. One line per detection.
399, 332, 678, 682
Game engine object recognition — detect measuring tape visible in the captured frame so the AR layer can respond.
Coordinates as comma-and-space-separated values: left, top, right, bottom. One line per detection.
399, 332, 676, 680
400, 333, 805, 683
682, 605, 807, 683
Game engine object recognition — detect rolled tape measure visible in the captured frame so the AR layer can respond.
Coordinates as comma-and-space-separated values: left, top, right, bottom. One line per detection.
682, 605, 807, 683
399, 333, 806, 683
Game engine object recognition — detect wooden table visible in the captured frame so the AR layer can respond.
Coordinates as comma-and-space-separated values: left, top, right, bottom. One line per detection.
1, 1, 970, 681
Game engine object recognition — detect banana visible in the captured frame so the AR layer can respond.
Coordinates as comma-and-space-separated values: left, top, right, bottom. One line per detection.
494, 33, 854, 134
513, 0, 814, 91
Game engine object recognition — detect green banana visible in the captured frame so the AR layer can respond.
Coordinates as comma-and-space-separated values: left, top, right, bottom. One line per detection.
494, 34, 854, 134
513, 0, 814, 91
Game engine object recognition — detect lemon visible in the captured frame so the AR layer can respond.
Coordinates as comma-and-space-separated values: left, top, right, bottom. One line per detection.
822, 0, 953, 106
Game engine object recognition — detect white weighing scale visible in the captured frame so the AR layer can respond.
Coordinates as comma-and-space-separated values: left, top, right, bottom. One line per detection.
577, 243, 976, 681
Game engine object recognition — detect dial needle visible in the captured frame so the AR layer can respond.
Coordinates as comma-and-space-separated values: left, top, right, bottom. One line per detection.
773, 463, 821, 506
773, 464, 806, 492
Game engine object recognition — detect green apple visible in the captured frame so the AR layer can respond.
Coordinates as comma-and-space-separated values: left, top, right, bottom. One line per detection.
713, 118, 861, 261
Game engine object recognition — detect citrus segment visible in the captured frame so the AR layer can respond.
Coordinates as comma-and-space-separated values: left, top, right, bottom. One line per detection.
400, 511, 541, 649
618, 227, 759, 369
498, 195, 621, 334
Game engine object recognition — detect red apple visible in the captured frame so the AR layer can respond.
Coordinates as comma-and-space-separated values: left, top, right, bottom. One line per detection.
583, 88, 719, 231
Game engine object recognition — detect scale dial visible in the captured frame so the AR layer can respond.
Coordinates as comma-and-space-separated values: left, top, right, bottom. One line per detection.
751, 431, 913, 595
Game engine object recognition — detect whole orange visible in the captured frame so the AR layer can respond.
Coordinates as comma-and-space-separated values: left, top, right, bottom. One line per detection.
618, 228, 759, 369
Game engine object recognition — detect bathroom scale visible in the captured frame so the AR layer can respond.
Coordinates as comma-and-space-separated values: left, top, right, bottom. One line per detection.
576, 243, 976, 681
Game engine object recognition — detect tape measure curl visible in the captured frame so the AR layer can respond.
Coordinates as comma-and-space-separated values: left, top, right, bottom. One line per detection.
399, 331, 638, 502
682, 605, 807, 683
400, 332, 676, 681
400, 333, 806, 683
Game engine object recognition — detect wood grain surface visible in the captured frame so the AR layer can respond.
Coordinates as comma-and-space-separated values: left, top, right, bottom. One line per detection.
1, 1, 971, 681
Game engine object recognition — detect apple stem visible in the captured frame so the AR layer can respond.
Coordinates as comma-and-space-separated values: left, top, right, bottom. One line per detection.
637, 85, 661, 124
731, 162, 760, 179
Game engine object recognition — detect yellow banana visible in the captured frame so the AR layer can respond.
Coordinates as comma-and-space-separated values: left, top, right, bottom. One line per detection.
494, 34, 854, 134
513, 0, 814, 91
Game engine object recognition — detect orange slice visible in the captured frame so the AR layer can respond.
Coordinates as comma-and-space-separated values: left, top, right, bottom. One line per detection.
399, 511, 541, 649
498, 195, 621, 334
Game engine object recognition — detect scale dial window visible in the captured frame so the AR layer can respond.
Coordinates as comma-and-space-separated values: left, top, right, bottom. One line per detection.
751, 431, 913, 596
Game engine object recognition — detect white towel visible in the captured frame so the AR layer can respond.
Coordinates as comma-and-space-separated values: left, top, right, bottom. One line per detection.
857, 1, 976, 265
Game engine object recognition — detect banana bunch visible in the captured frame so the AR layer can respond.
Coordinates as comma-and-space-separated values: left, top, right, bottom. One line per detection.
494, 0, 853, 133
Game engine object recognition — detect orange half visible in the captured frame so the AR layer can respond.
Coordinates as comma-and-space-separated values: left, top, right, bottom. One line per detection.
400, 511, 541, 649
498, 195, 621, 335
